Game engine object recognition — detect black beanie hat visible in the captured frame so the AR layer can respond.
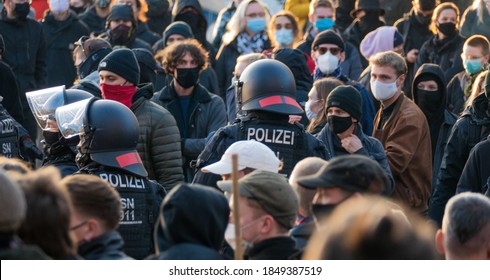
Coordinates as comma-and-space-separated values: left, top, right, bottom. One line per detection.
419, 0, 437, 11
106, 4, 136, 29
327, 85, 362, 120
98, 48, 140, 85
163, 21, 194, 45
312, 30, 345, 51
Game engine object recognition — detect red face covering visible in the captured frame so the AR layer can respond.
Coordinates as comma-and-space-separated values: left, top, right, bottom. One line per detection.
100, 83, 137, 108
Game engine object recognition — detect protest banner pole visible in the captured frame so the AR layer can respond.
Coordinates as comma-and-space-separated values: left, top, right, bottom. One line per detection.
231, 154, 243, 260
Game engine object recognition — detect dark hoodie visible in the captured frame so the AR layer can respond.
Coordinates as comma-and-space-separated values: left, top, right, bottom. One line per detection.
172, 0, 215, 64
79, 5, 108, 36
149, 183, 229, 260
412, 64, 458, 194
41, 10, 89, 88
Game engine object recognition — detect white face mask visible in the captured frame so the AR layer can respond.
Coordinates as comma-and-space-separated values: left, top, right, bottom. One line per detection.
305, 100, 318, 120
370, 78, 400, 101
317, 51, 340, 75
50, 0, 70, 14
224, 217, 263, 252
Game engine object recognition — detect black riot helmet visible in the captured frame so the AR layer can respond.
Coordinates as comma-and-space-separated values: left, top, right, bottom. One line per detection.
56, 98, 147, 177
237, 59, 304, 115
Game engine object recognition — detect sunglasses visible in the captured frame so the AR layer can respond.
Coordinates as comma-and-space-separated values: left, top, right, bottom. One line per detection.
314, 46, 342, 56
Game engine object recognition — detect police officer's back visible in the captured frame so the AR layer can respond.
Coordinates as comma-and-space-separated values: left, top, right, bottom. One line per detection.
56, 98, 165, 259
193, 60, 328, 188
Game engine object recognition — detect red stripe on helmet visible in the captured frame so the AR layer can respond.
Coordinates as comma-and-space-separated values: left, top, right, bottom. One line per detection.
259, 95, 283, 107
116, 152, 142, 168
284, 96, 302, 109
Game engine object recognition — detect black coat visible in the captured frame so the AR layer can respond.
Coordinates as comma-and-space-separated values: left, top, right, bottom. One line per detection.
343, 19, 384, 69
414, 33, 465, 84
0, 11, 47, 136
245, 236, 299, 260
150, 183, 229, 260
41, 11, 89, 88
395, 9, 434, 97
136, 21, 161, 46
429, 94, 490, 226
79, 6, 107, 36
78, 231, 133, 260
0, 61, 24, 123
456, 137, 490, 194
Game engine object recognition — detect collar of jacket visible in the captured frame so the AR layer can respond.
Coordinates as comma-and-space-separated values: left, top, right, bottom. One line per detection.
159, 80, 212, 103
380, 94, 405, 127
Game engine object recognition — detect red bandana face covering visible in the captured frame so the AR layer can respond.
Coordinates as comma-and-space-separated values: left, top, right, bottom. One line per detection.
100, 83, 137, 108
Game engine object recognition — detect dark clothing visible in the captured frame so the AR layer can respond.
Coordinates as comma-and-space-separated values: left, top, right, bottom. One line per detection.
79, 6, 107, 36
0, 10, 47, 137
246, 237, 299, 260
211, 1, 236, 51
380, 0, 412, 26
153, 66, 219, 95
335, 0, 355, 32
429, 94, 490, 226
146, 1, 171, 36
290, 219, 315, 250
415, 33, 465, 84
215, 35, 271, 98
343, 19, 385, 69
78, 231, 133, 260
395, 9, 434, 97
41, 11, 89, 88
136, 21, 161, 46
99, 31, 152, 52
150, 184, 229, 260
412, 64, 458, 198
314, 68, 376, 135
460, 5, 490, 41
71, 71, 101, 97
0, 235, 50, 260
152, 81, 227, 182
457, 137, 490, 195
316, 123, 395, 195
172, 0, 215, 65
77, 162, 165, 259
42, 137, 79, 177
131, 84, 184, 191
0, 61, 24, 123
193, 116, 328, 188
447, 71, 481, 115
296, 26, 363, 81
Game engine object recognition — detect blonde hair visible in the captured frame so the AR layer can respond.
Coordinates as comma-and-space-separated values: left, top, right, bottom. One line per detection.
464, 70, 488, 111
223, 0, 271, 45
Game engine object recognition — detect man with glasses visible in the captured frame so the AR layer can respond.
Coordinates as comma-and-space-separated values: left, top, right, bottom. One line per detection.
370, 51, 432, 213
0, 0, 47, 138
311, 29, 375, 135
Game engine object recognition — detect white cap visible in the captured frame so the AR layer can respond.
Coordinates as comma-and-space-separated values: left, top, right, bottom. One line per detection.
202, 140, 280, 175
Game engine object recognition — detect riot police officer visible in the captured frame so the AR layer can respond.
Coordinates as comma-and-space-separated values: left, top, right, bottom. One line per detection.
0, 97, 43, 165
55, 98, 165, 259
27, 86, 93, 176
193, 60, 329, 188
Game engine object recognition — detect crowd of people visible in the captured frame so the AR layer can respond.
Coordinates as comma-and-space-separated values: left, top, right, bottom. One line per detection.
1, 0, 490, 260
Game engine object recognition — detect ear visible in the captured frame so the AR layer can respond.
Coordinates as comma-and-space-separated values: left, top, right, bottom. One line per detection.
311, 50, 316, 61
397, 74, 406, 87
85, 219, 101, 241
340, 51, 346, 62
260, 215, 274, 234
435, 229, 446, 255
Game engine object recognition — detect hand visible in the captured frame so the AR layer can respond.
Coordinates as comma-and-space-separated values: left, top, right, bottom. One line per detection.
289, 115, 302, 124
406, 49, 419, 64
341, 135, 363, 154
21, 135, 44, 161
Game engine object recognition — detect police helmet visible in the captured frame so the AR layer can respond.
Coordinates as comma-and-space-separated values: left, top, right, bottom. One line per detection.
238, 59, 303, 115
79, 99, 147, 177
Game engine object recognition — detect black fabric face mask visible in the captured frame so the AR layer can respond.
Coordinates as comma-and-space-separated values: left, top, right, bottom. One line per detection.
14, 2, 30, 20
417, 89, 442, 119
42, 130, 61, 146
415, 12, 432, 25
109, 24, 133, 45
327, 115, 353, 134
437, 22, 457, 37
175, 67, 200, 89
70, 6, 85, 14
311, 203, 337, 222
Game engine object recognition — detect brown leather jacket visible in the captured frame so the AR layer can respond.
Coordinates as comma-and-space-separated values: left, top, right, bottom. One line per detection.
373, 94, 432, 211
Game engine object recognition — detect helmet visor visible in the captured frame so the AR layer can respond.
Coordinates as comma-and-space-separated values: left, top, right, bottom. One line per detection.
26, 86, 65, 130
55, 98, 92, 139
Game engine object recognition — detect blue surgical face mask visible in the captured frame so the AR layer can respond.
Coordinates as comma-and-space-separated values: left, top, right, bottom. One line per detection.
315, 18, 335, 32
464, 59, 483, 75
247, 17, 267, 34
274, 28, 294, 47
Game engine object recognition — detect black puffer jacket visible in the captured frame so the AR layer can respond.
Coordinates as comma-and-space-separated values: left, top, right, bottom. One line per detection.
41, 11, 89, 88
131, 83, 184, 191
149, 183, 229, 260
429, 94, 490, 226
414, 33, 465, 83
78, 231, 133, 260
